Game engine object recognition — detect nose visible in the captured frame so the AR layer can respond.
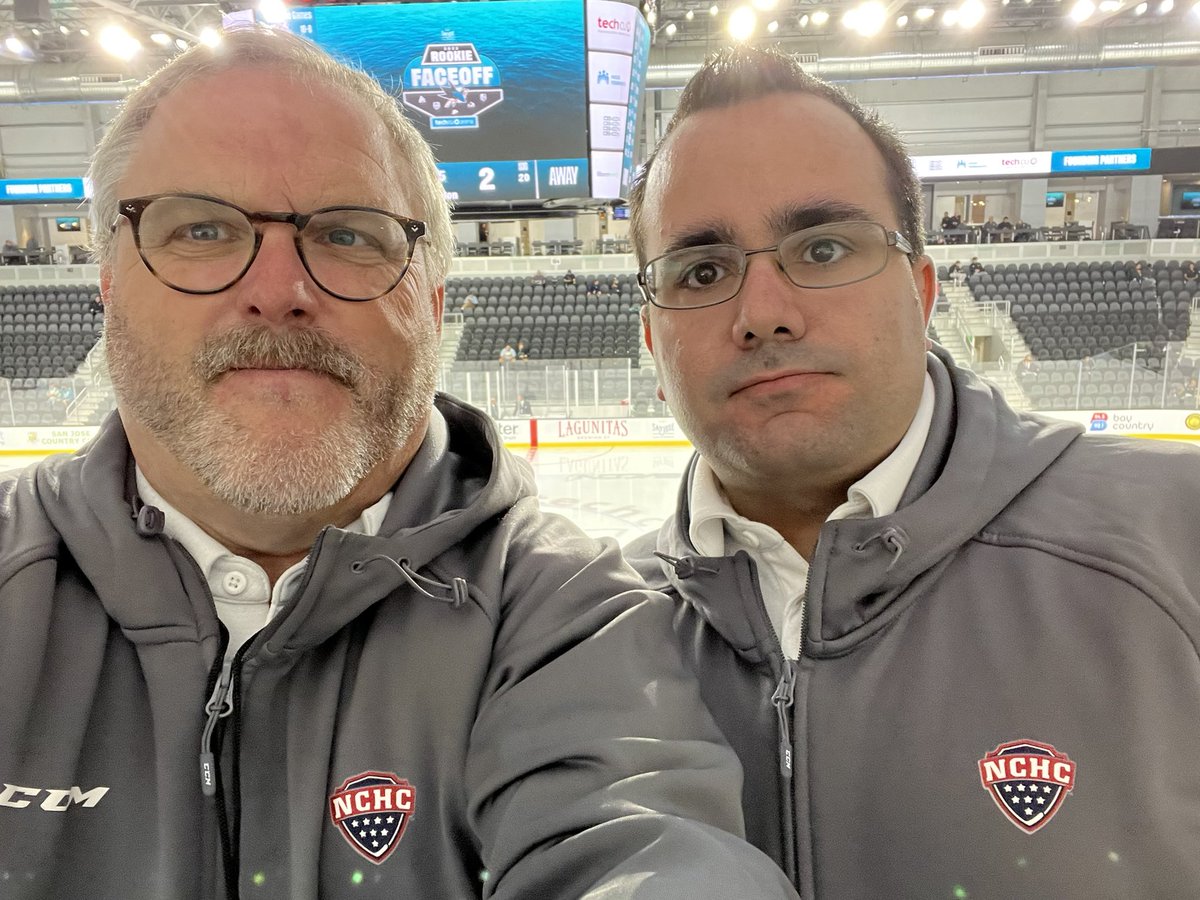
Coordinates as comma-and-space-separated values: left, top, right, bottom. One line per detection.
730, 251, 807, 349
232, 223, 321, 323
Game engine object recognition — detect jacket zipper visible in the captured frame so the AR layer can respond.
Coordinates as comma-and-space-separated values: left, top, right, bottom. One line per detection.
200, 662, 234, 797
742, 555, 801, 888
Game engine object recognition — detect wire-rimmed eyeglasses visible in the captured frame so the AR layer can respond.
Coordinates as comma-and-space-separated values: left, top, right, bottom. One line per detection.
638, 220, 915, 310
113, 193, 427, 302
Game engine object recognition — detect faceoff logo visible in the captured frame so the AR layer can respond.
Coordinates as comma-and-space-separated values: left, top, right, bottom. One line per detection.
978, 740, 1076, 834
329, 772, 415, 864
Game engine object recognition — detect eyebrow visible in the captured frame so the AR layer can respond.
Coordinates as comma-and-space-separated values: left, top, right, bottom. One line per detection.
658, 199, 879, 257
766, 200, 877, 237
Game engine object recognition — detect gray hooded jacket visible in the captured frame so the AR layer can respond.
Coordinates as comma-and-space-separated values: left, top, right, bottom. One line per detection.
0, 394, 798, 900
626, 348, 1200, 899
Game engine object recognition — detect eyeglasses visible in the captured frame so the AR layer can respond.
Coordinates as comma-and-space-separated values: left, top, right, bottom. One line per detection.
638, 220, 915, 310
114, 193, 427, 302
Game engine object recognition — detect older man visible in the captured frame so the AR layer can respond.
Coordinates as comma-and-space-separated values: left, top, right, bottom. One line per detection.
0, 30, 797, 900
626, 46, 1200, 897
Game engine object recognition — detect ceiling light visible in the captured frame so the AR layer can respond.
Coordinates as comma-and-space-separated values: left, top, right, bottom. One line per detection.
29, 28, 40, 36
665, 20, 678, 33
812, 9, 831, 23
58, 24, 69, 34
844, 0, 889, 34
647, 8, 658, 23
1001, 0, 1010, 5
958, 0, 987, 26
686, 8, 695, 17
752, 0, 778, 8
1134, 1, 1148, 11
175, 37, 188, 50
1069, 0, 1097, 18
150, 31, 172, 47
79, 28, 90, 37
4, 35, 32, 57
915, 6, 936, 18
897, 13, 910, 25
199, 26, 221, 47
258, 0, 290, 24
799, 12, 810, 25
728, 4, 758, 38
1098, 0, 1121, 9
1191, 0, 1200, 15
767, 17, 780, 29
709, 4, 719, 14
942, 7, 960, 24
1158, 0, 1173, 12
98, 24, 141, 60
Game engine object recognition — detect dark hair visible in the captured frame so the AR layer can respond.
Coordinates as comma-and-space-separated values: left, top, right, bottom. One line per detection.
628, 45, 924, 262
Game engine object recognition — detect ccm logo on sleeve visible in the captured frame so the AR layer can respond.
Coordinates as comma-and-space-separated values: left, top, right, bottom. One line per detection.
0, 783, 109, 811
329, 771, 415, 864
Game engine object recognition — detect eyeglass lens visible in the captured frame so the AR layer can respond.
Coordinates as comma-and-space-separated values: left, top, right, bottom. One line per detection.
647, 221, 895, 309
135, 196, 415, 300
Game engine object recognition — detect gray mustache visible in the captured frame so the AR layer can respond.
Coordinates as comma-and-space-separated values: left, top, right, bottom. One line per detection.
195, 326, 363, 389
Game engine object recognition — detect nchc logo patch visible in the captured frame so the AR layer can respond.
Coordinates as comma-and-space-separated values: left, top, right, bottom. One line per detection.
329, 772, 415, 864
978, 740, 1076, 834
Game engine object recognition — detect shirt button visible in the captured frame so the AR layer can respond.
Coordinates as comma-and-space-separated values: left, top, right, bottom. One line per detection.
222, 571, 248, 596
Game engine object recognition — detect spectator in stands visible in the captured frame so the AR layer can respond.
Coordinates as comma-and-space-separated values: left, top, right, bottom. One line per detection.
88, 292, 104, 315
1013, 216, 1033, 241
998, 216, 1014, 232
981, 216, 999, 243
460, 292, 477, 311
940, 211, 953, 230
515, 338, 530, 360
947, 260, 964, 286
609, 274, 621, 292
498, 341, 516, 364
0, 29, 795, 900
587, 277, 603, 297
513, 393, 533, 416
531, 269, 546, 285
1128, 261, 1152, 286
1017, 352, 1039, 384
626, 44, 1200, 896
563, 269, 577, 285
968, 256, 984, 275
1182, 260, 1198, 283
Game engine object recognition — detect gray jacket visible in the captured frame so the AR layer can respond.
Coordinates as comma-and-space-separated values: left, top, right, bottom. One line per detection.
0, 395, 797, 899
627, 348, 1200, 899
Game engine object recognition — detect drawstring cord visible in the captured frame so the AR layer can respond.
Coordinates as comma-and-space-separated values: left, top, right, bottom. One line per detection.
350, 556, 470, 608
850, 526, 908, 572
653, 551, 720, 579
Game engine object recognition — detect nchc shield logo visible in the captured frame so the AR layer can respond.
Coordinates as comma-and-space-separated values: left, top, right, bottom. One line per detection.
402, 42, 504, 130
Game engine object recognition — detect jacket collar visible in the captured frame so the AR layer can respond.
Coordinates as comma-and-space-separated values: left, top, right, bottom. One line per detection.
32, 394, 528, 654
652, 346, 1083, 659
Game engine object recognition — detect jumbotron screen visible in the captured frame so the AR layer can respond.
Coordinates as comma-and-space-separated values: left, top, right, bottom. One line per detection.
281, 0, 649, 205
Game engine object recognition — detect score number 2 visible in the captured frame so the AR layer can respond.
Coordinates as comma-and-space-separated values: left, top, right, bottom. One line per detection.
479, 167, 496, 192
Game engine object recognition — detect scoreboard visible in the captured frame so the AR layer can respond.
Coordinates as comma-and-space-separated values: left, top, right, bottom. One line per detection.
439, 160, 589, 204
282, 0, 648, 206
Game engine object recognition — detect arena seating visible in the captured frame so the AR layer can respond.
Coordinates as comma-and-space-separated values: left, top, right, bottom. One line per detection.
448, 273, 642, 363
966, 259, 1196, 364
0, 282, 103, 426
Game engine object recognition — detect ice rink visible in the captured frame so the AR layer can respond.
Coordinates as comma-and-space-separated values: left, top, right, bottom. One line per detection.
2, 444, 697, 547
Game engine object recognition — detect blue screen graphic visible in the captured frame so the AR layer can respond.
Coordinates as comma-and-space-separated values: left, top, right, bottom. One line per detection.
287, 1, 590, 204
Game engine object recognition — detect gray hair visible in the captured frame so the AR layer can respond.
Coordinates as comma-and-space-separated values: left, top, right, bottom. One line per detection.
87, 26, 454, 288
628, 45, 924, 264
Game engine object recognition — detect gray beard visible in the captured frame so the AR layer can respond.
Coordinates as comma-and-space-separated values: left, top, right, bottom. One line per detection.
104, 306, 438, 516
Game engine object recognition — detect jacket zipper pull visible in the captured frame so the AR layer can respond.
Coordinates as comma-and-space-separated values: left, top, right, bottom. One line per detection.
200, 664, 235, 798
771, 659, 797, 778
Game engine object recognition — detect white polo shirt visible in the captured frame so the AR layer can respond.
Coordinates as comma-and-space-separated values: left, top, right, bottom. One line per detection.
136, 468, 393, 661
687, 373, 935, 658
